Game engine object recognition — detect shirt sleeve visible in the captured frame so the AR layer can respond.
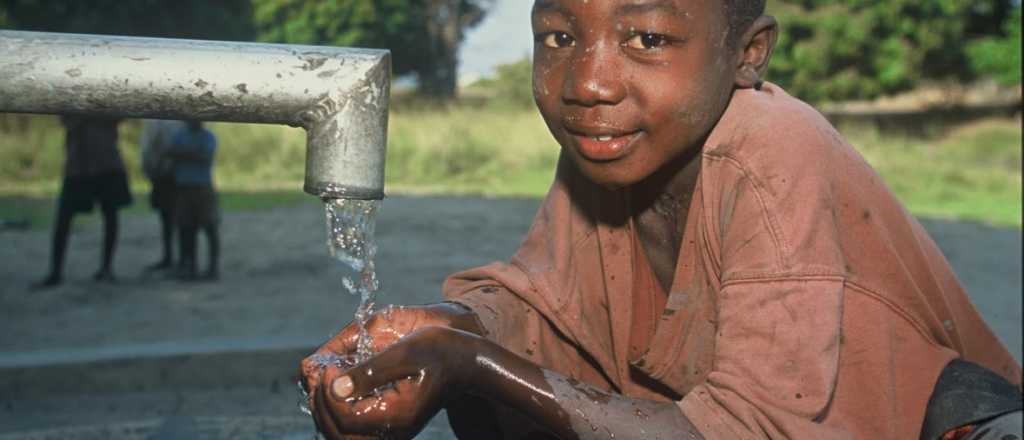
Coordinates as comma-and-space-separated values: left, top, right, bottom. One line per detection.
444, 264, 589, 374
678, 278, 847, 439
680, 147, 850, 439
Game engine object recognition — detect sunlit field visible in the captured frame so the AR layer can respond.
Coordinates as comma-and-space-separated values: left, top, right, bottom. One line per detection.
1, 108, 1020, 227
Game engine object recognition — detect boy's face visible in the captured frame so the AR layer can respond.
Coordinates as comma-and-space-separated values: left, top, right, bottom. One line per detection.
532, 0, 737, 188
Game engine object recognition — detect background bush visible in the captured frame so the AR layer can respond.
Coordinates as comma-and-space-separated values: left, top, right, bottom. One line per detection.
767, 0, 1019, 102
967, 6, 1022, 86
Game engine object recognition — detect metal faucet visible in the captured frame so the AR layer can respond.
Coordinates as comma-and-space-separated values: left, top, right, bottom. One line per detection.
0, 30, 390, 200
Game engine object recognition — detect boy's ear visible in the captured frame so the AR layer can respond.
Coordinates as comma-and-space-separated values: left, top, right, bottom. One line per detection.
734, 15, 778, 90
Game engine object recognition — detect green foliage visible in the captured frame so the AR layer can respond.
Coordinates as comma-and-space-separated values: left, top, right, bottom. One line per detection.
967, 6, 1022, 85
767, 0, 1016, 102
252, 0, 493, 98
252, 0, 411, 54
0, 0, 253, 40
471, 57, 535, 109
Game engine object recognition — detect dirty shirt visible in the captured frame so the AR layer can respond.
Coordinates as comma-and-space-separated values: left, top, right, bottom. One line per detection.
444, 83, 1021, 439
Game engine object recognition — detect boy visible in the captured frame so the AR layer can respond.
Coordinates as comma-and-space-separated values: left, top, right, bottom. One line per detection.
301, 1, 1022, 439
167, 120, 220, 281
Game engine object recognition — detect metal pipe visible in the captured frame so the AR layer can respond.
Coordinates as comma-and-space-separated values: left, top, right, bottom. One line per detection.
0, 30, 390, 199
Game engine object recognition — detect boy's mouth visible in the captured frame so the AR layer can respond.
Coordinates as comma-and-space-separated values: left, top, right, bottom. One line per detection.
567, 129, 643, 162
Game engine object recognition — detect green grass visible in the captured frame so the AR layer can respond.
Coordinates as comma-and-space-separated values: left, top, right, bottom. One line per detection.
385, 105, 558, 196
1, 109, 1020, 228
846, 119, 1022, 227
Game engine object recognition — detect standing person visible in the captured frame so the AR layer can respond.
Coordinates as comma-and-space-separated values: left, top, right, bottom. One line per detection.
300, 1, 1022, 439
167, 120, 220, 281
35, 115, 132, 288
139, 119, 187, 271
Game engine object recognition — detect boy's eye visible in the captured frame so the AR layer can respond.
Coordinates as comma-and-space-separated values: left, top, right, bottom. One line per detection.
538, 32, 576, 48
624, 33, 670, 50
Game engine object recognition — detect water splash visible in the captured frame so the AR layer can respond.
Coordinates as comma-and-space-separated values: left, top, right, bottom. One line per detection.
325, 198, 381, 362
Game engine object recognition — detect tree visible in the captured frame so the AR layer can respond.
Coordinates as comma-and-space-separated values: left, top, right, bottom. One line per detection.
967, 5, 1021, 86
766, 0, 1017, 102
0, 0, 254, 40
252, 0, 493, 99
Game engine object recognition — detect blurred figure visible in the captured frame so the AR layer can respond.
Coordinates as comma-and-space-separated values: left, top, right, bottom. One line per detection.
167, 120, 220, 281
35, 115, 132, 288
139, 119, 187, 271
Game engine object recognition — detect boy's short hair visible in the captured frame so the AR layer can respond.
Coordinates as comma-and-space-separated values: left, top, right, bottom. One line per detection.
725, 0, 766, 42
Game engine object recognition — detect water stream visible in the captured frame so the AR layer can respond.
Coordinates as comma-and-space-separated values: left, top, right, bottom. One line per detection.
299, 198, 382, 422
324, 197, 382, 363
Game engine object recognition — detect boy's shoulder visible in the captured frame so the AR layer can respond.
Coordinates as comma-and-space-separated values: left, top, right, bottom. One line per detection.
703, 82, 849, 177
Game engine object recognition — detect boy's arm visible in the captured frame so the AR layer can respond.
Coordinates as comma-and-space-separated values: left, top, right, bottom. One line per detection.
329, 326, 704, 440
444, 265, 589, 378
470, 332, 705, 440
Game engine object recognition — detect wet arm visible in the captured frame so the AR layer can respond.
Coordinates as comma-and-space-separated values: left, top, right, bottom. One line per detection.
469, 337, 704, 440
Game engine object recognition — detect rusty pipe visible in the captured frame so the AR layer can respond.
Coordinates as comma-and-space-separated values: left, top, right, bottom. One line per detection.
0, 30, 390, 199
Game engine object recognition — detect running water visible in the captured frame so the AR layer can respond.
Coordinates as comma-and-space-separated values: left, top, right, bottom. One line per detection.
299, 198, 382, 423
324, 198, 382, 362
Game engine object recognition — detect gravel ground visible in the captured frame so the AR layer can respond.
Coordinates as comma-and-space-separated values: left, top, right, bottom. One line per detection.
0, 195, 1020, 438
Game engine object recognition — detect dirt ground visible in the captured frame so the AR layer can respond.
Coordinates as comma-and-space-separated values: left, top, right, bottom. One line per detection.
0, 195, 1020, 438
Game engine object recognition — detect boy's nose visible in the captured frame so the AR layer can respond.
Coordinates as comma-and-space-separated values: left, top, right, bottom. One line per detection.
562, 44, 626, 107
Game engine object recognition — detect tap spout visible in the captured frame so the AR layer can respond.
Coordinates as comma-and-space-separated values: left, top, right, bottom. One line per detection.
0, 30, 390, 200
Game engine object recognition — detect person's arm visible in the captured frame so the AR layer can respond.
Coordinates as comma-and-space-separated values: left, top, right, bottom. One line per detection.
326, 326, 703, 440
468, 329, 704, 440
299, 302, 483, 400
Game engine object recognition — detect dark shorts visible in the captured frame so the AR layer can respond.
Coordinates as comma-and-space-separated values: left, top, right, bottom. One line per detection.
59, 171, 133, 215
175, 185, 220, 229
149, 177, 177, 211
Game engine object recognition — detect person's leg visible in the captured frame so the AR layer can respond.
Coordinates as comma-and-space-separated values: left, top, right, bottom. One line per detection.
176, 222, 189, 275
173, 188, 195, 280
146, 206, 175, 270
202, 223, 220, 280
178, 225, 198, 280
148, 179, 177, 270
94, 205, 118, 281
37, 202, 74, 287
160, 205, 175, 264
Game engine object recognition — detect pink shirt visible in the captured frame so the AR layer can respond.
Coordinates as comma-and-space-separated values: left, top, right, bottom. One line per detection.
445, 83, 1021, 439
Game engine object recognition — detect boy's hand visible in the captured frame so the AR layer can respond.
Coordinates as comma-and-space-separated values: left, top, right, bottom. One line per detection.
309, 326, 482, 440
300, 303, 482, 412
